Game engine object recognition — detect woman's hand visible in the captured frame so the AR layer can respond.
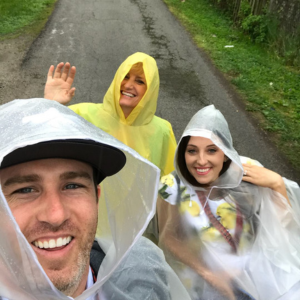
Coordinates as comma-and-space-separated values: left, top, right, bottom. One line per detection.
242, 164, 289, 204
44, 62, 76, 104
200, 269, 236, 300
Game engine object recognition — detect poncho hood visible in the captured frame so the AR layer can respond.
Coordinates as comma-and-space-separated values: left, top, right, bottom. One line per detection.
102, 52, 159, 126
0, 99, 160, 300
175, 105, 244, 193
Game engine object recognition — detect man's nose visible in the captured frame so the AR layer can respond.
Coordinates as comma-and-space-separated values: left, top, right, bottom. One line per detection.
37, 191, 69, 226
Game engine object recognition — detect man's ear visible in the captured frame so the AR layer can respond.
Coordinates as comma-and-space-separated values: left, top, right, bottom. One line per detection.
97, 185, 101, 203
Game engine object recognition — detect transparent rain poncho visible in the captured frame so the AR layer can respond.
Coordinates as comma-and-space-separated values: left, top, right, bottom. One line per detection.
157, 105, 300, 300
0, 99, 190, 300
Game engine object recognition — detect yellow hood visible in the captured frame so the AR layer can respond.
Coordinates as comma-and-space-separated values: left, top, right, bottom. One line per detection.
70, 52, 176, 177
103, 52, 159, 126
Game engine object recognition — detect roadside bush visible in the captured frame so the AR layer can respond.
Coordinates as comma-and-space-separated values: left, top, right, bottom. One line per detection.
210, 0, 300, 67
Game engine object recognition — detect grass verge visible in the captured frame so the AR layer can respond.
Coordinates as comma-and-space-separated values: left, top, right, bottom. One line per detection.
164, 0, 300, 171
0, 0, 58, 39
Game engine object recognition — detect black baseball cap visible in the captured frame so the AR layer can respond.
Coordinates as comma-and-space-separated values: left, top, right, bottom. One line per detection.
0, 139, 126, 184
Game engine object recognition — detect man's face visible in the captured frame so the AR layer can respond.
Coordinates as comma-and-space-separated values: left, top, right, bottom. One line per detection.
0, 158, 99, 297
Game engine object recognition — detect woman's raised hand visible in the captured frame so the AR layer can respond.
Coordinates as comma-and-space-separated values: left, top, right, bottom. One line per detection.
44, 62, 76, 104
242, 164, 289, 203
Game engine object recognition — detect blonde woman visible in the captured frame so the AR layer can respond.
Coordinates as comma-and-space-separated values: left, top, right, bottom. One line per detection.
45, 52, 176, 177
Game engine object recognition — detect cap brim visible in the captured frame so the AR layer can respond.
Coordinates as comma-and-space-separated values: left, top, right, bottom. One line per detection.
0, 139, 126, 184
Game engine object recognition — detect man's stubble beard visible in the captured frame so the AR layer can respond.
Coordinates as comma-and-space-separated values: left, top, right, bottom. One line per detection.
53, 216, 98, 296
50, 243, 90, 296
27, 215, 98, 297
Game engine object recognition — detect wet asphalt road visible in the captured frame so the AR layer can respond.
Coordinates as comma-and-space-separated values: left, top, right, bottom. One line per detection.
22, 0, 299, 182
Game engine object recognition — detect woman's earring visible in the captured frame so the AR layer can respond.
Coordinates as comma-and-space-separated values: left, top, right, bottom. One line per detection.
224, 157, 228, 162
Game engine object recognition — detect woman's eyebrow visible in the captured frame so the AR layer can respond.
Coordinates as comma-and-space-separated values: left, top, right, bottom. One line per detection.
187, 144, 216, 147
3, 174, 41, 187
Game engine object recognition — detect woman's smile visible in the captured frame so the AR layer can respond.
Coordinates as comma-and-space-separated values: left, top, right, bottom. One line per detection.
195, 167, 211, 175
121, 91, 136, 98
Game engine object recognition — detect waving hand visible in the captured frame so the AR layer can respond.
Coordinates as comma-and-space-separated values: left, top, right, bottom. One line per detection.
44, 62, 76, 104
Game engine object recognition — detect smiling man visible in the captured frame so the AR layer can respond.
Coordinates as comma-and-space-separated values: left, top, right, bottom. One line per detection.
1, 158, 101, 297
0, 99, 190, 300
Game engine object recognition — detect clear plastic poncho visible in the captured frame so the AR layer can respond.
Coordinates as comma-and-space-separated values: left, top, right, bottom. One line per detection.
0, 99, 190, 300
69, 52, 177, 177
157, 105, 300, 300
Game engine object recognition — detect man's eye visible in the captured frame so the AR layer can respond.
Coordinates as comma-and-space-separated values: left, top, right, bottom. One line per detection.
65, 183, 81, 190
14, 187, 34, 194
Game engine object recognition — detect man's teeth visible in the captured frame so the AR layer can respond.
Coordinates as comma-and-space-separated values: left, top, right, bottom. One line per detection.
197, 168, 210, 173
34, 236, 72, 249
122, 91, 134, 97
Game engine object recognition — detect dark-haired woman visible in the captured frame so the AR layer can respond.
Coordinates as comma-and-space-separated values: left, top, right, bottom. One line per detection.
157, 105, 300, 300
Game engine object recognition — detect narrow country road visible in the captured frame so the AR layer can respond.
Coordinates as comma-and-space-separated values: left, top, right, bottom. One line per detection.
19, 0, 299, 181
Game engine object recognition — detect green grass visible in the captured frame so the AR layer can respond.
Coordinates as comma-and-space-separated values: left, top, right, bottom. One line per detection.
0, 0, 58, 38
164, 0, 300, 170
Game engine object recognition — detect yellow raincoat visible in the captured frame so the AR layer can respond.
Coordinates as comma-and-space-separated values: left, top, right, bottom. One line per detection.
70, 52, 176, 176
